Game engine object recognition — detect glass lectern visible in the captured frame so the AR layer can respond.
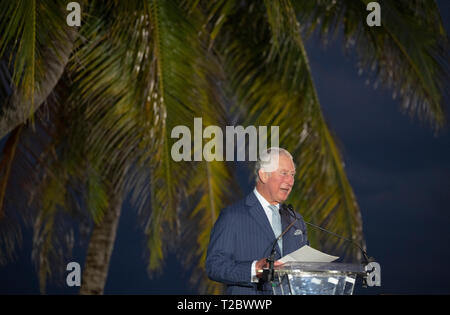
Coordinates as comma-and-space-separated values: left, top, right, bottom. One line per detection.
271, 262, 367, 295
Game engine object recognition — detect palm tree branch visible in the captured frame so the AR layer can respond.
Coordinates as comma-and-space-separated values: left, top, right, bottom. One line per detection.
294, 0, 448, 128
0, 125, 23, 218
0, 0, 77, 138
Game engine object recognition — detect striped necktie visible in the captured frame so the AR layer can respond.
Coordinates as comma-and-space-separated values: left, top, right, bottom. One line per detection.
268, 204, 283, 256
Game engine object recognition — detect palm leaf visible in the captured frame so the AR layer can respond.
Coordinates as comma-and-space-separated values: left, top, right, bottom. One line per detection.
294, 0, 449, 130
0, 125, 23, 218
176, 47, 240, 294
0, 84, 91, 292
0, 0, 77, 138
141, 0, 217, 274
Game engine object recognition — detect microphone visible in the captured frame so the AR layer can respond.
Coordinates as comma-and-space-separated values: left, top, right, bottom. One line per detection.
281, 204, 374, 264
263, 206, 299, 282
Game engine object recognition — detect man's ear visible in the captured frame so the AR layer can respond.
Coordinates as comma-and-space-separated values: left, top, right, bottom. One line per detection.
258, 169, 268, 184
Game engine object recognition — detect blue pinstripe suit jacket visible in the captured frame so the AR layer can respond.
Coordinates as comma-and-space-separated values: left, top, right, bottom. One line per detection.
205, 191, 309, 295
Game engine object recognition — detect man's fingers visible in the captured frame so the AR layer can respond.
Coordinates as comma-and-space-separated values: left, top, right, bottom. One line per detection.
255, 258, 269, 276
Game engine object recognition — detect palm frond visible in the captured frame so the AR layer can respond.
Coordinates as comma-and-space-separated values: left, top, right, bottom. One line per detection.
0, 125, 23, 218
294, 0, 449, 130
64, 0, 213, 276
141, 0, 217, 274
0, 84, 90, 291
176, 48, 240, 294
32, 167, 75, 294
181, 159, 236, 294
0, 0, 77, 138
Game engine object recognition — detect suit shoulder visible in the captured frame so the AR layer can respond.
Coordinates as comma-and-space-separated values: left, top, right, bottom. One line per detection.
217, 197, 248, 219
294, 211, 305, 221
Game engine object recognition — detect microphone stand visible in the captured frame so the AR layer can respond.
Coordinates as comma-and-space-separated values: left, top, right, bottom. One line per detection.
283, 204, 375, 265
263, 218, 298, 283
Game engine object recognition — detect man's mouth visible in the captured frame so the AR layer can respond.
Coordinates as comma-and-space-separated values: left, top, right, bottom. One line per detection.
280, 188, 290, 193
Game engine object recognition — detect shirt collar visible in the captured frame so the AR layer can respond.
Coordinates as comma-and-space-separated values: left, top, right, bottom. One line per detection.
253, 187, 279, 209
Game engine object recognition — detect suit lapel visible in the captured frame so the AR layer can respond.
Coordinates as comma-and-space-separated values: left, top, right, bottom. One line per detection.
280, 209, 293, 256
246, 192, 277, 246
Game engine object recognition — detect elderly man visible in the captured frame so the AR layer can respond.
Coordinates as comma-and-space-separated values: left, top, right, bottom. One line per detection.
205, 147, 309, 295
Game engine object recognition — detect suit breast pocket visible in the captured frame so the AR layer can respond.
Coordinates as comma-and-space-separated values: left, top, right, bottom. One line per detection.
292, 226, 307, 246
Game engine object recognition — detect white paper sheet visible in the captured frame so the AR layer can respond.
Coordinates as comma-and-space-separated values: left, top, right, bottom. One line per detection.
278, 245, 339, 264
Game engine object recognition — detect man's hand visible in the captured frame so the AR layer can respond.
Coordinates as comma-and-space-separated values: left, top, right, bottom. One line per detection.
255, 257, 283, 278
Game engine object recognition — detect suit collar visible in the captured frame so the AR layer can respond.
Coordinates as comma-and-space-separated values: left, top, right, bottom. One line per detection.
245, 190, 259, 207
252, 187, 280, 210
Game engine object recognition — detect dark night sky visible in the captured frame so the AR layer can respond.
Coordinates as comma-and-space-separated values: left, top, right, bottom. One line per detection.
0, 1, 449, 295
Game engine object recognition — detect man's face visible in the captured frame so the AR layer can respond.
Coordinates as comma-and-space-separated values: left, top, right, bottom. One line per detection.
264, 154, 296, 204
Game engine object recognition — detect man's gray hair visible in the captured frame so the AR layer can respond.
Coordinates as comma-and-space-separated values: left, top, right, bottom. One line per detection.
254, 147, 294, 182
